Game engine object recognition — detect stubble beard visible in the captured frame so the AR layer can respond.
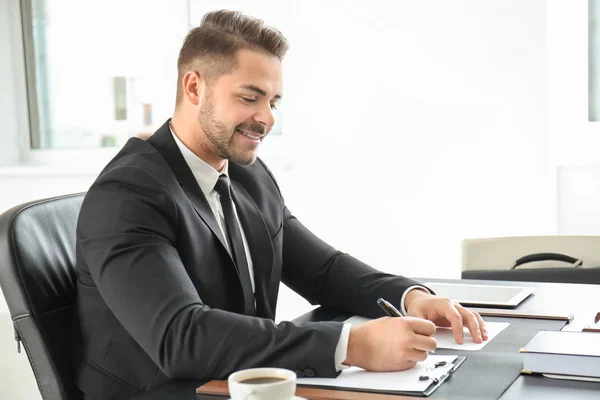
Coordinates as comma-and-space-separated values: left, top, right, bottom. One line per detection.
197, 95, 258, 166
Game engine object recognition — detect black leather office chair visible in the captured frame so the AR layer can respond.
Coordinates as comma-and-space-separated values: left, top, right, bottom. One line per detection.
0, 193, 85, 400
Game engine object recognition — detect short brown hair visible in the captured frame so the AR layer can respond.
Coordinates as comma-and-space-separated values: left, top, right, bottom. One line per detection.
175, 10, 289, 106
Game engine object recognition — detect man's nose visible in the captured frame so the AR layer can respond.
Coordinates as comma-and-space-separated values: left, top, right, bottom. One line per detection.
254, 104, 275, 128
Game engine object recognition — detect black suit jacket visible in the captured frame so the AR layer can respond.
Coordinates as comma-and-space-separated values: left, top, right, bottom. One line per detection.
72, 120, 421, 399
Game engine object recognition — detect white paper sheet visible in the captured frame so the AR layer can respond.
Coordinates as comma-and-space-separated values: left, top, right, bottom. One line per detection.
297, 355, 458, 393
344, 316, 509, 351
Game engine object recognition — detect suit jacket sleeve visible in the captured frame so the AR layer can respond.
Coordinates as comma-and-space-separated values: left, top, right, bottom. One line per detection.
77, 164, 343, 380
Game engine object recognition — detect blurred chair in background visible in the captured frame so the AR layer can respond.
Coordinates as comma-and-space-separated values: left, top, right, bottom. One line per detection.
461, 236, 600, 284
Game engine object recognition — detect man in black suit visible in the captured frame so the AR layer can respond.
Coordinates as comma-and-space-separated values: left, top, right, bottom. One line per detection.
72, 10, 487, 399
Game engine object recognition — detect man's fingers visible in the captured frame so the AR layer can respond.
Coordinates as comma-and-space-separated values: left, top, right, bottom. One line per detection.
412, 334, 438, 352
444, 305, 465, 344
405, 348, 429, 363
410, 318, 437, 336
457, 305, 482, 343
474, 310, 488, 340
397, 360, 417, 371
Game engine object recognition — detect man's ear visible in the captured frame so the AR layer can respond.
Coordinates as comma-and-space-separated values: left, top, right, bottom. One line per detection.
182, 71, 205, 106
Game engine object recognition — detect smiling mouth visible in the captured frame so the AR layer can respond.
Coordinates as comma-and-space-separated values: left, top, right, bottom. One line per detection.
236, 129, 264, 141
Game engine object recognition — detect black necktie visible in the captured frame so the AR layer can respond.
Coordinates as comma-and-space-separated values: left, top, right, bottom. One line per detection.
214, 175, 256, 316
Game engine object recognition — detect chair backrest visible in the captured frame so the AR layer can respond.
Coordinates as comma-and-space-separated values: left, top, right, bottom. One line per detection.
461, 236, 600, 284
462, 236, 600, 271
0, 194, 85, 400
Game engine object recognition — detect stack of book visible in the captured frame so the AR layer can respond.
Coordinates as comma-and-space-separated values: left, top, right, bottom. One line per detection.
520, 331, 600, 380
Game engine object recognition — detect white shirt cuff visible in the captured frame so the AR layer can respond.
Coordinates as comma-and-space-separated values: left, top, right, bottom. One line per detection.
334, 323, 352, 371
400, 285, 432, 315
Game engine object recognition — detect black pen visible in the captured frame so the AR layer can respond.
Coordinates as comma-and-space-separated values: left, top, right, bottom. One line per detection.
377, 297, 403, 317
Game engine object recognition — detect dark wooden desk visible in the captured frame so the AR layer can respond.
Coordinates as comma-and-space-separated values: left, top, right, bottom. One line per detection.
132, 278, 600, 400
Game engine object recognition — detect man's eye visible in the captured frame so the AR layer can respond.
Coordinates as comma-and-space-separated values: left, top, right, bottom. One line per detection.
242, 97, 256, 103
270, 104, 278, 110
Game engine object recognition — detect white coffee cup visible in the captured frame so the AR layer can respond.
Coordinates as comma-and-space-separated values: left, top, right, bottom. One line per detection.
228, 367, 296, 400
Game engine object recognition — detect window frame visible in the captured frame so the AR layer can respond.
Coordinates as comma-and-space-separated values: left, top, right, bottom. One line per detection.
16, 0, 128, 165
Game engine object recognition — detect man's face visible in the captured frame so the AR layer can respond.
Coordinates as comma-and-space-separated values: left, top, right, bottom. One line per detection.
197, 49, 283, 166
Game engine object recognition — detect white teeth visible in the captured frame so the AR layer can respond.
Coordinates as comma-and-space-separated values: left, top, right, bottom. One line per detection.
238, 129, 260, 140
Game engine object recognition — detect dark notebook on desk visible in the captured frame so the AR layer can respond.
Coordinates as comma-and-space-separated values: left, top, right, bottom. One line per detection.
520, 331, 600, 378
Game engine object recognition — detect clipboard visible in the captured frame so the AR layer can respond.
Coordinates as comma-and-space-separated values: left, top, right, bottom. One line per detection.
196, 357, 466, 399
296, 356, 466, 398
197, 380, 435, 399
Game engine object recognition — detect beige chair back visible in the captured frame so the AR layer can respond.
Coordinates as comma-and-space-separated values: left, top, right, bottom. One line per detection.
462, 236, 600, 272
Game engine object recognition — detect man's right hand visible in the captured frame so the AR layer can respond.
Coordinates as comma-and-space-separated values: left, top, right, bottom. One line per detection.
343, 317, 437, 371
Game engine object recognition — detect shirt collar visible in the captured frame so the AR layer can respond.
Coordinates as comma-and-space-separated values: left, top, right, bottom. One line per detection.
169, 123, 228, 196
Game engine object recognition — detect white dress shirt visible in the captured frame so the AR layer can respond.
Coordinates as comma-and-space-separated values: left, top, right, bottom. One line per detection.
170, 127, 255, 292
169, 125, 428, 371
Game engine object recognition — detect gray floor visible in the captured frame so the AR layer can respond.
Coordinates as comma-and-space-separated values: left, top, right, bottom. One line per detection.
0, 312, 41, 400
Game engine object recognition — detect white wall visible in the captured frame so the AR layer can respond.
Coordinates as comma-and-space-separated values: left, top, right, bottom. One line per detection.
274, 0, 553, 318
1, 0, 554, 321
190, 0, 553, 280
547, 0, 600, 166
548, 1, 600, 234
558, 165, 600, 234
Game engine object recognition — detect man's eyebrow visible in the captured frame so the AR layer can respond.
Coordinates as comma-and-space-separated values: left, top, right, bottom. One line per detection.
240, 84, 282, 100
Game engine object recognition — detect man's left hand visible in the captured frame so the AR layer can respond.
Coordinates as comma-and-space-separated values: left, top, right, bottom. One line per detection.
405, 289, 488, 344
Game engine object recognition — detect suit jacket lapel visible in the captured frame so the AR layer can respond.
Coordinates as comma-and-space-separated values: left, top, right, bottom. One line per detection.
230, 182, 275, 319
147, 120, 232, 259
